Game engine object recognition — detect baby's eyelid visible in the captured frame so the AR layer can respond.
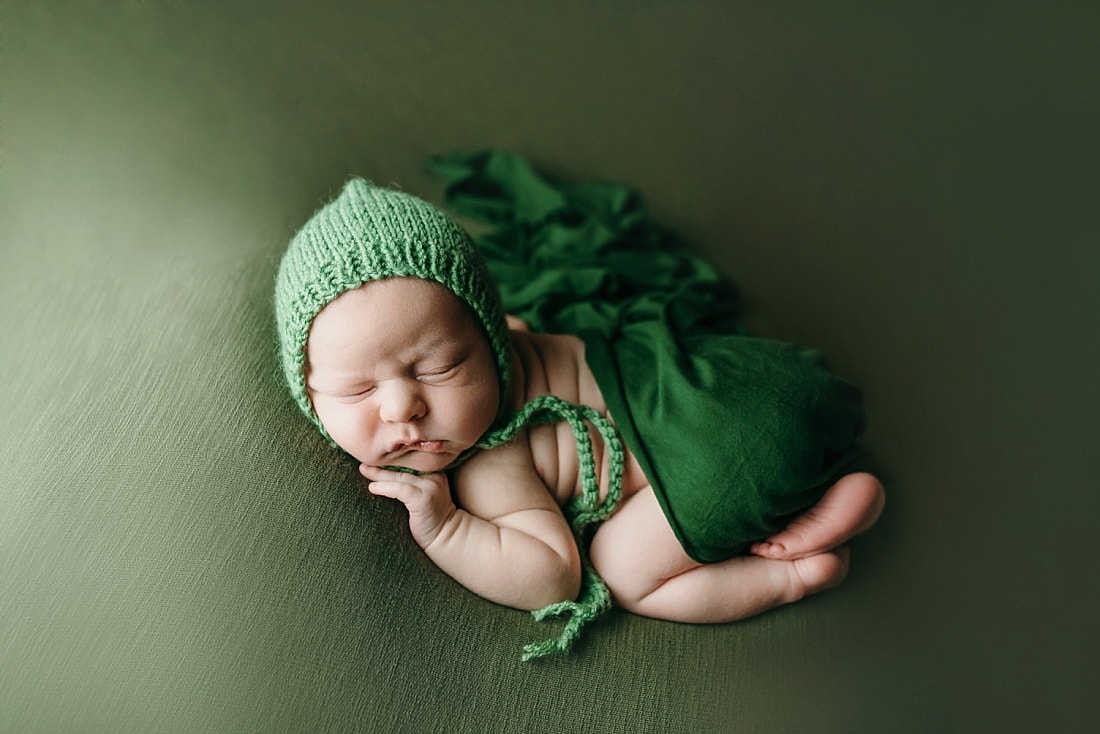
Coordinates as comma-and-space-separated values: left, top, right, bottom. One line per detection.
417, 361, 460, 379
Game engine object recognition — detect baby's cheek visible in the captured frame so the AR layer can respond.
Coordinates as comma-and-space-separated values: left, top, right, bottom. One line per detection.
331, 430, 376, 466
316, 404, 370, 455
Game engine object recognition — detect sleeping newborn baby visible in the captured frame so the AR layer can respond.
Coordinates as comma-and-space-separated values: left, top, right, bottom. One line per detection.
274, 169, 884, 660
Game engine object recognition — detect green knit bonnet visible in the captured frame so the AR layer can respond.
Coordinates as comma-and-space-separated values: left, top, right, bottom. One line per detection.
274, 178, 623, 661
274, 178, 512, 443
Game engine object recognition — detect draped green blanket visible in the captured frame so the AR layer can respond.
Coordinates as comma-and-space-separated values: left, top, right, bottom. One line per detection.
427, 151, 743, 341
429, 149, 868, 573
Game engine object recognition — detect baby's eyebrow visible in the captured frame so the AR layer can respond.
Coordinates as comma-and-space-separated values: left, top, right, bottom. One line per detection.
418, 331, 465, 353
416, 341, 465, 363
305, 367, 372, 393
399, 344, 458, 372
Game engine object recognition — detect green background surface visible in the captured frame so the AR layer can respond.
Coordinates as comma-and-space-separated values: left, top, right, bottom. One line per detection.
2, 2, 1097, 732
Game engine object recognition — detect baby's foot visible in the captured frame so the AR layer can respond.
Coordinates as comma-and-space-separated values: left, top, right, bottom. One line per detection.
788, 547, 850, 601
751, 472, 884, 560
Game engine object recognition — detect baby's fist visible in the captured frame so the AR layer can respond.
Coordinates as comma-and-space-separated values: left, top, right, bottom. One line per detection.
359, 465, 456, 548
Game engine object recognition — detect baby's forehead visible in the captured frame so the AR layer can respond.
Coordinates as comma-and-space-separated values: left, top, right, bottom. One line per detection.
316, 277, 470, 321
306, 276, 481, 358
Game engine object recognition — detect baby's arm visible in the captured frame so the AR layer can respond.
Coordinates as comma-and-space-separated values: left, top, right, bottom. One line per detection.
360, 449, 581, 610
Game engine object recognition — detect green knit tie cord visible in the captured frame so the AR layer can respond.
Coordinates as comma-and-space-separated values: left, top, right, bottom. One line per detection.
475, 395, 625, 661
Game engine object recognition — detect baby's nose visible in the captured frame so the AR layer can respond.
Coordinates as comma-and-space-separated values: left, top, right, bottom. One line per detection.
378, 380, 426, 423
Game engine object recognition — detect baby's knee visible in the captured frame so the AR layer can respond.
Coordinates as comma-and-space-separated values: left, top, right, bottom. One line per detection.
589, 508, 697, 610
589, 530, 649, 608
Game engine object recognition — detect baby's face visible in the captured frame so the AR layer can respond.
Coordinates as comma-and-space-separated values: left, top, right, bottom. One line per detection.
305, 277, 500, 473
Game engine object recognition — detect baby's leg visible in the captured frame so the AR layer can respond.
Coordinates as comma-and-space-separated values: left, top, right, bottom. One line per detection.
590, 488, 849, 624
750, 472, 884, 561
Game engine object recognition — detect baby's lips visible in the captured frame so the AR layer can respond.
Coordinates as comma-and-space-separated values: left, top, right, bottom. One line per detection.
409, 440, 448, 453
389, 439, 448, 454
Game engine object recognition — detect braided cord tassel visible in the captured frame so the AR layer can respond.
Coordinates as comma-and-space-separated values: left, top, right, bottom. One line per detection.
478, 395, 625, 661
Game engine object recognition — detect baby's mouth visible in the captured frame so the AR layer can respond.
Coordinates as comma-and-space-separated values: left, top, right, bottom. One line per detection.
392, 440, 448, 454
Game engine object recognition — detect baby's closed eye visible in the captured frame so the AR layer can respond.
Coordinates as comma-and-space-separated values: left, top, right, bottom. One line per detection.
335, 384, 377, 400
416, 364, 460, 383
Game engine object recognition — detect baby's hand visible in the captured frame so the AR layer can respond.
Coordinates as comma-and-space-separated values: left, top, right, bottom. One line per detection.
359, 465, 456, 549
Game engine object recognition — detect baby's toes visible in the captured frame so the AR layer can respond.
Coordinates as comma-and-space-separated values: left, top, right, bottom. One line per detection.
750, 540, 788, 559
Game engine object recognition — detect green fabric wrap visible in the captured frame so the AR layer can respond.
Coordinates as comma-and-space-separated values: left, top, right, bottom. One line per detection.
580, 328, 865, 562
429, 151, 869, 564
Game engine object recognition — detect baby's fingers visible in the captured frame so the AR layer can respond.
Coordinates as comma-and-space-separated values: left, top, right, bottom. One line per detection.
359, 464, 398, 481
360, 468, 417, 503
359, 464, 454, 548
359, 465, 444, 508
364, 478, 412, 501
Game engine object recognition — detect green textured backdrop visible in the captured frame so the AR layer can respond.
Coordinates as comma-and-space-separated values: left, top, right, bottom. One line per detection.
2, 2, 1097, 732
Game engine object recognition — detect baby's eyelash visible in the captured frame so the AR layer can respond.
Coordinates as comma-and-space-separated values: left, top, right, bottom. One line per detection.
417, 362, 460, 380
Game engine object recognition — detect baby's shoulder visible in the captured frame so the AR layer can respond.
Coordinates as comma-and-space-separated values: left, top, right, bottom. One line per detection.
509, 330, 603, 409
451, 434, 569, 513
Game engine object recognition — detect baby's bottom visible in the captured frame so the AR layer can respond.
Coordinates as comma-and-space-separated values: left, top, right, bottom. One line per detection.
589, 473, 884, 623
